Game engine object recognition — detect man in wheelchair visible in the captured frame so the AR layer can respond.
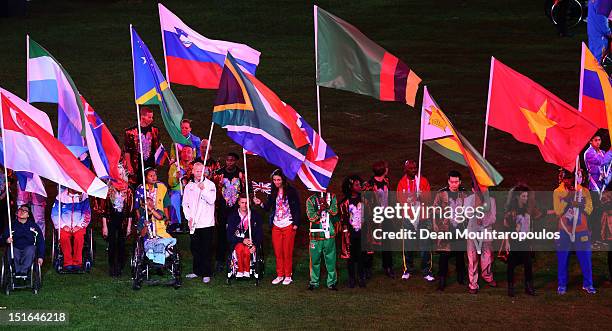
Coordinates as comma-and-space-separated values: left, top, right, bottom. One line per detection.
2, 205, 44, 275
1, 204, 44, 295
226, 194, 263, 280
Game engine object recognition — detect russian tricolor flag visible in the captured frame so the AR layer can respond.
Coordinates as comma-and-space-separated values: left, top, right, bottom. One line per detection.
82, 96, 121, 181
159, 3, 261, 89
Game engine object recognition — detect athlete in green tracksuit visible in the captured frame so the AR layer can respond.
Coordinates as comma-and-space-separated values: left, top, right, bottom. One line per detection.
306, 192, 339, 290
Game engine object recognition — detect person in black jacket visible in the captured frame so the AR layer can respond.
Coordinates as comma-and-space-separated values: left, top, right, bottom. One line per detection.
253, 169, 300, 285
226, 194, 263, 278
1, 205, 45, 275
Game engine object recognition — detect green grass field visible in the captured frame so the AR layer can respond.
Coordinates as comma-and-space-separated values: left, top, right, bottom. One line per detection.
1, 0, 612, 329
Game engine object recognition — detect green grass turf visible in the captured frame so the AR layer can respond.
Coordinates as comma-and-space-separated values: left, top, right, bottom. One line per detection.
1, 0, 611, 329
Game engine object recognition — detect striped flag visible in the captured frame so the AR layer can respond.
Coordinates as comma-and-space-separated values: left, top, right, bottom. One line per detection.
213, 53, 309, 179
131, 27, 191, 147
1, 89, 107, 198
295, 113, 338, 192
579, 42, 610, 131
422, 86, 503, 188
27, 37, 86, 148
155, 144, 168, 166
315, 6, 421, 106
82, 96, 121, 181
159, 3, 261, 89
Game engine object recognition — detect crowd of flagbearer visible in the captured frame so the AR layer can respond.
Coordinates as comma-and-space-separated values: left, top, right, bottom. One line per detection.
1, 109, 611, 296
2, 2, 612, 298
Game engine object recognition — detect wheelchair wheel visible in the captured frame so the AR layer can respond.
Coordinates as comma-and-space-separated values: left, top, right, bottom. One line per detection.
52, 230, 63, 273
0, 255, 5, 289
550, 0, 584, 28
83, 228, 94, 273
4, 262, 12, 296
131, 242, 143, 290
32, 263, 42, 294
171, 252, 181, 289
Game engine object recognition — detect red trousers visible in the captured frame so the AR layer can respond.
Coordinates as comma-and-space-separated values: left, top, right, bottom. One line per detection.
60, 228, 86, 267
272, 225, 296, 277
234, 243, 251, 273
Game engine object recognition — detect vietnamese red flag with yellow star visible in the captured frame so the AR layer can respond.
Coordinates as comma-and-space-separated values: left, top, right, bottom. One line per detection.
487, 58, 597, 171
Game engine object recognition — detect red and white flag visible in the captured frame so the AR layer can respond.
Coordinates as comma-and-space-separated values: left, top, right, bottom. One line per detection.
0, 89, 108, 198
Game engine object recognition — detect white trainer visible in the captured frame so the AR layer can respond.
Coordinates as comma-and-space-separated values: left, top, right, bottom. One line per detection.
185, 273, 198, 279
202, 277, 211, 284
424, 275, 435, 282
401, 272, 411, 280
282, 277, 293, 285
236, 272, 244, 278
272, 276, 284, 285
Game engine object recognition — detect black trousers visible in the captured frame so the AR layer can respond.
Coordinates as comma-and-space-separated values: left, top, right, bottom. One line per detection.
191, 227, 214, 277
215, 206, 234, 264
347, 235, 367, 281
437, 241, 466, 282
107, 211, 127, 276
507, 250, 533, 284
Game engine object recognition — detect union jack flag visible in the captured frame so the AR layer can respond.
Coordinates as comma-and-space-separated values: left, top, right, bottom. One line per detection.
251, 181, 271, 195
295, 114, 338, 192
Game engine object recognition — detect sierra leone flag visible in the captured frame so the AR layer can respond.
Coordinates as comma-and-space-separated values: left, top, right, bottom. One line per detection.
315, 6, 422, 107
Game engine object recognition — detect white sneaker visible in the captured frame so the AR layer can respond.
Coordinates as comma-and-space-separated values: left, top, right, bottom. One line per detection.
282, 277, 293, 285
401, 272, 411, 280
236, 272, 244, 278
186, 273, 198, 279
424, 275, 435, 282
202, 277, 211, 284
272, 276, 284, 285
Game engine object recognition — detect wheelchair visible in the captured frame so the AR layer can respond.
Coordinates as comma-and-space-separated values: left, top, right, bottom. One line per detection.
50, 226, 94, 274
1, 248, 42, 295
226, 243, 265, 286
130, 236, 181, 290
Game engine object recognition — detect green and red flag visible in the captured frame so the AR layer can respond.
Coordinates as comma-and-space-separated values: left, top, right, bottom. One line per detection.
315, 5, 422, 107
422, 86, 503, 188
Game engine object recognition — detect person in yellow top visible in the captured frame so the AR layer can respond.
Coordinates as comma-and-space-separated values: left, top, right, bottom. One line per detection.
552, 169, 596, 295
168, 146, 194, 232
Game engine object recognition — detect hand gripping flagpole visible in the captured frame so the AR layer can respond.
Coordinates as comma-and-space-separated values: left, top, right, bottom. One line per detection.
0, 93, 14, 260
130, 25, 149, 229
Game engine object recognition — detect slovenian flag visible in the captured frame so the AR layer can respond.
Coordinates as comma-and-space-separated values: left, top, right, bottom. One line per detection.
27, 36, 86, 149
159, 3, 261, 89
0, 89, 107, 198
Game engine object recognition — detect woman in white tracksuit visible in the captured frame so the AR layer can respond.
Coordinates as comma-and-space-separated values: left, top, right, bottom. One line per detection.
182, 162, 216, 283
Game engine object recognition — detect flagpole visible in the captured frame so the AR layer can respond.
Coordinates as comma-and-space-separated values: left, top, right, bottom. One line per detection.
200, 122, 214, 182
0, 93, 14, 259
416, 87, 426, 193
130, 24, 149, 227
243, 148, 252, 240
314, 5, 322, 137
161, 25, 183, 194
26, 35, 30, 103
482, 56, 495, 158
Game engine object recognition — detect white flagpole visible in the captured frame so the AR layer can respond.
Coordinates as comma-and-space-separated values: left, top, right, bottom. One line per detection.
314, 5, 322, 137
160, 24, 183, 194
200, 122, 214, 182
482, 57, 495, 158
243, 148, 252, 240
416, 87, 426, 193
130, 24, 149, 227
0, 93, 14, 259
